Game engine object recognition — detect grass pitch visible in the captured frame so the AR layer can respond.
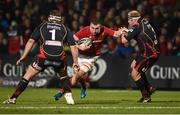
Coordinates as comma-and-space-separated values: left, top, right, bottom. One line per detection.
0, 87, 180, 114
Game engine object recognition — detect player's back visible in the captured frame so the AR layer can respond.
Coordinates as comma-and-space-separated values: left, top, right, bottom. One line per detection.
39, 21, 68, 60
138, 19, 160, 53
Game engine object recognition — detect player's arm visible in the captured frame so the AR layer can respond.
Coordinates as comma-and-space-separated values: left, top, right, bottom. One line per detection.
103, 26, 121, 38
66, 29, 79, 71
121, 33, 128, 44
16, 38, 35, 65
70, 45, 79, 67
74, 34, 91, 51
16, 23, 41, 65
120, 26, 141, 44
113, 29, 123, 37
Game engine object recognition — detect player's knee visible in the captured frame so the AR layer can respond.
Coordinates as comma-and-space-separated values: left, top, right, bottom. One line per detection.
58, 70, 67, 78
23, 66, 39, 80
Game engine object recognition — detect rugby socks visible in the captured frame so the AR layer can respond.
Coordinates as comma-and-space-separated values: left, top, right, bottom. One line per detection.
135, 77, 149, 98
79, 75, 88, 91
60, 77, 71, 93
141, 73, 151, 89
10, 78, 29, 99
58, 88, 65, 94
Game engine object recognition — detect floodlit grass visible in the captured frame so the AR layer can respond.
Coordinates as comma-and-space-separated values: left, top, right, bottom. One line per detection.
0, 87, 180, 114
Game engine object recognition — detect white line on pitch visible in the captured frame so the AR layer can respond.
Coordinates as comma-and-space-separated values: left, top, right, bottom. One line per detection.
0, 106, 180, 109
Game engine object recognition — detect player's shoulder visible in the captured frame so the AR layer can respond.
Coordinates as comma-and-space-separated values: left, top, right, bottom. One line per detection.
80, 26, 90, 31
76, 26, 90, 35
40, 21, 48, 26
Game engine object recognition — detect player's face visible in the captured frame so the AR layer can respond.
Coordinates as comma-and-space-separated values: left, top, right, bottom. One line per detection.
128, 19, 134, 26
90, 23, 101, 35
128, 19, 138, 26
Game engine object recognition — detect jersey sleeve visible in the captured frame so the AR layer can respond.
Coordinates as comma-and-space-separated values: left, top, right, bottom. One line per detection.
66, 28, 76, 46
30, 23, 42, 42
125, 25, 141, 41
103, 26, 115, 37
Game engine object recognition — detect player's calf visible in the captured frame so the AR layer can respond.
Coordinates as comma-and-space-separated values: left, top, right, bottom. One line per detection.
149, 86, 156, 95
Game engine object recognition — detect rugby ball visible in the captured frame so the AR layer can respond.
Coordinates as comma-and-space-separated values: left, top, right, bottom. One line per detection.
77, 37, 92, 47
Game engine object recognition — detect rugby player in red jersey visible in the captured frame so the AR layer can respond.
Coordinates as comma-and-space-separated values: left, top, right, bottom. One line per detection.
54, 18, 122, 100
3, 10, 79, 105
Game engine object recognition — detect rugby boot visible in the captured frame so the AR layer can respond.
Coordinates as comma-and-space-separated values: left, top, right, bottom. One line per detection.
3, 98, 16, 104
54, 91, 63, 101
80, 88, 86, 99
64, 92, 75, 105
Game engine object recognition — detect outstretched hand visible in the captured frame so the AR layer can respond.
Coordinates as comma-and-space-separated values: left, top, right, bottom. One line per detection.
16, 58, 24, 65
119, 27, 129, 33
73, 63, 80, 73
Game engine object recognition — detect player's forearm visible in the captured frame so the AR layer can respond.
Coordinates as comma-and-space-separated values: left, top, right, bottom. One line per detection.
113, 31, 121, 38
114, 27, 130, 37
70, 45, 79, 64
121, 34, 128, 44
20, 39, 35, 60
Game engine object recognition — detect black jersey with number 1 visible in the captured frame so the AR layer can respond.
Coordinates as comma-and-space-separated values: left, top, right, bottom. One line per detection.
30, 21, 75, 60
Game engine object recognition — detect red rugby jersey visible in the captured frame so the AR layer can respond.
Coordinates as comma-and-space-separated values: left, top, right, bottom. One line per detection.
75, 26, 115, 56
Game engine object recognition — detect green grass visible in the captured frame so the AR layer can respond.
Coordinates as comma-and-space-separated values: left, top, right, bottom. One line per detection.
0, 87, 180, 114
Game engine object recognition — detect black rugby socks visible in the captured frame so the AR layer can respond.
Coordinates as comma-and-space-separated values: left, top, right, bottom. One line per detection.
11, 78, 29, 99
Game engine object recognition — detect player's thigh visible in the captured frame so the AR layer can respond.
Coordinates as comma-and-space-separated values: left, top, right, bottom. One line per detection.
31, 56, 46, 71
24, 56, 46, 80
134, 55, 149, 73
78, 55, 96, 73
23, 65, 40, 80
131, 65, 141, 81
147, 56, 159, 68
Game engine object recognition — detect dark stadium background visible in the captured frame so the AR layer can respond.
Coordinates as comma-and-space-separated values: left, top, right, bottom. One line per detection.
0, 0, 179, 89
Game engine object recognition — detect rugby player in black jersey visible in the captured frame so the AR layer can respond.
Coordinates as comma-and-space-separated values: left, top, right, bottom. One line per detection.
119, 10, 160, 103
3, 10, 79, 105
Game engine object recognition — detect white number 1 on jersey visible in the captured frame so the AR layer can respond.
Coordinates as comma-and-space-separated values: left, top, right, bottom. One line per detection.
49, 29, 56, 40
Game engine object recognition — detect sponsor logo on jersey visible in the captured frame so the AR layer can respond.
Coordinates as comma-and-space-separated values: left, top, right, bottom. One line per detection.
45, 40, 62, 46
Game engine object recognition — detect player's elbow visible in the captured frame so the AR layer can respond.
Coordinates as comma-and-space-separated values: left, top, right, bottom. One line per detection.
28, 38, 35, 43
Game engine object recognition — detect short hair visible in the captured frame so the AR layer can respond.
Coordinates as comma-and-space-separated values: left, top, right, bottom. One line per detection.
49, 10, 61, 22
90, 18, 102, 25
49, 10, 61, 17
128, 10, 141, 20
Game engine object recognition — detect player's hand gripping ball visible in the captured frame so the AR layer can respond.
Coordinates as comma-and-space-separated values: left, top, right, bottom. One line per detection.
77, 37, 92, 47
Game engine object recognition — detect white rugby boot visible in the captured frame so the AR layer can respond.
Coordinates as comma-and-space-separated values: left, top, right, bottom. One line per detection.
3, 98, 16, 104
64, 92, 75, 105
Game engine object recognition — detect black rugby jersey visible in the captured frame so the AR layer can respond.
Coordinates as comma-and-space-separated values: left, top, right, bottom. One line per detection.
30, 21, 75, 59
125, 18, 160, 57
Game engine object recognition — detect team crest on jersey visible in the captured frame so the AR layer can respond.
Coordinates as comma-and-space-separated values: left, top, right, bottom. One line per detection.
142, 67, 147, 72
129, 29, 133, 32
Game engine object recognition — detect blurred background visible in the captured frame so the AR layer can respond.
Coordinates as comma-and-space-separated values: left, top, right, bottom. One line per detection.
0, 0, 179, 89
